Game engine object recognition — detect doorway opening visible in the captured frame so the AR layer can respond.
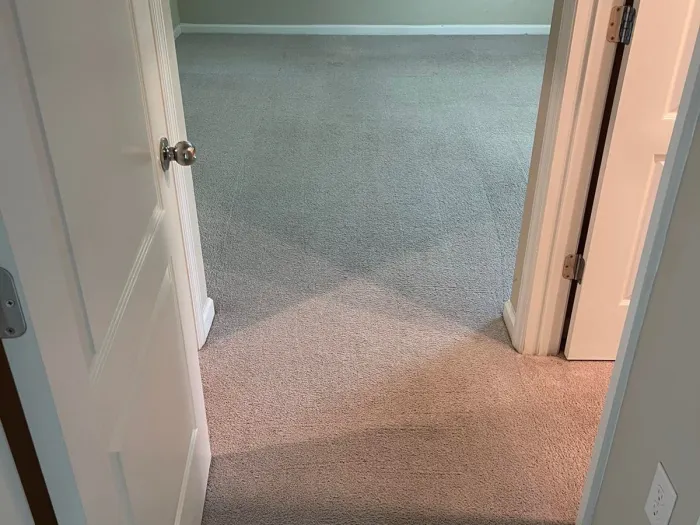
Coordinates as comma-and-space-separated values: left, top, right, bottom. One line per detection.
172, 2, 612, 523
177, 35, 546, 340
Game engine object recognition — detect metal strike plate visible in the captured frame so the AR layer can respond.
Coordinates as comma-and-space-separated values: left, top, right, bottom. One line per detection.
0, 268, 27, 339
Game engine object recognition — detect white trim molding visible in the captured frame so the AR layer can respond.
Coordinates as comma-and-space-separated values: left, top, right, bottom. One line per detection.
178, 24, 550, 36
502, 300, 517, 343
201, 297, 215, 342
506, 0, 620, 355
173, 24, 182, 39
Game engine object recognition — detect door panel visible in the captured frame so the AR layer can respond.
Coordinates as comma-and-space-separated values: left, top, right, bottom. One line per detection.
620, 157, 664, 302
118, 267, 195, 525
92, 225, 168, 439
566, 1, 700, 360
17, 0, 164, 353
12, 0, 210, 521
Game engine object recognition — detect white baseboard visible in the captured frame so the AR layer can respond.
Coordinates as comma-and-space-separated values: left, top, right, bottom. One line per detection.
174, 24, 182, 39
201, 297, 215, 347
178, 24, 550, 36
503, 300, 518, 349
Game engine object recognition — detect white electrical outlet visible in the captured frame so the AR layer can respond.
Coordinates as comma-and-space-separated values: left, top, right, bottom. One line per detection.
644, 463, 677, 525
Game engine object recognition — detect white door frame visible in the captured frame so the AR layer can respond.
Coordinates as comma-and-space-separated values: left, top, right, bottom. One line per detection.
504, 0, 623, 356
577, 27, 700, 525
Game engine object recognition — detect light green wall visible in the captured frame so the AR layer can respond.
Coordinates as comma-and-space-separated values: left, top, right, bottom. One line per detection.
170, 0, 180, 28
177, 0, 554, 26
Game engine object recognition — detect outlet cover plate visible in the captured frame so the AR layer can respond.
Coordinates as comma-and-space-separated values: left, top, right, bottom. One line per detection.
645, 463, 677, 525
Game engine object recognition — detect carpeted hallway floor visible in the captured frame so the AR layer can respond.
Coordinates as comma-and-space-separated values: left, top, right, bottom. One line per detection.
177, 35, 612, 525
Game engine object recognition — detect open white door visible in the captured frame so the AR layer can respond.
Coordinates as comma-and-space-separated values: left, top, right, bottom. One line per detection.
565, 1, 700, 360
1, 0, 210, 523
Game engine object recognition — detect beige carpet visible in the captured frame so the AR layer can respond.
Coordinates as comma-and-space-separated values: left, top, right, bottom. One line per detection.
183, 36, 614, 524
199, 280, 611, 525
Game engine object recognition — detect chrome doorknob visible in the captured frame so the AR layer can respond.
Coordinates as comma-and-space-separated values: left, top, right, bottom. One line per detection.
160, 137, 197, 171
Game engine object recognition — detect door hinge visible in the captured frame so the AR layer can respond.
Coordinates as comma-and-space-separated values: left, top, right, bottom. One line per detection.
563, 254, 586, 283
607, 5, 636, 45
0, 268, 27, 339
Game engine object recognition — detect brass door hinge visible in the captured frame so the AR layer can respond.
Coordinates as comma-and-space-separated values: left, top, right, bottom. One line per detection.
563, 254, 586, 283
607, 5, 637, 45
0, 268, 26, 339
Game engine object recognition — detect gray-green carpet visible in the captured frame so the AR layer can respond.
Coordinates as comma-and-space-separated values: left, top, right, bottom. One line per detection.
177, 35, 612, 525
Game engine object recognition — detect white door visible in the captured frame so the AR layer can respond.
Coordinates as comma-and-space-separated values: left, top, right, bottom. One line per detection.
565, 1, 700, 360
2, 0, 210, 522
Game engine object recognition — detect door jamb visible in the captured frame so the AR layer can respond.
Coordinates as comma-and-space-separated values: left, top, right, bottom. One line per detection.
505, 0, 621, 355
0, 341, 58, 525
